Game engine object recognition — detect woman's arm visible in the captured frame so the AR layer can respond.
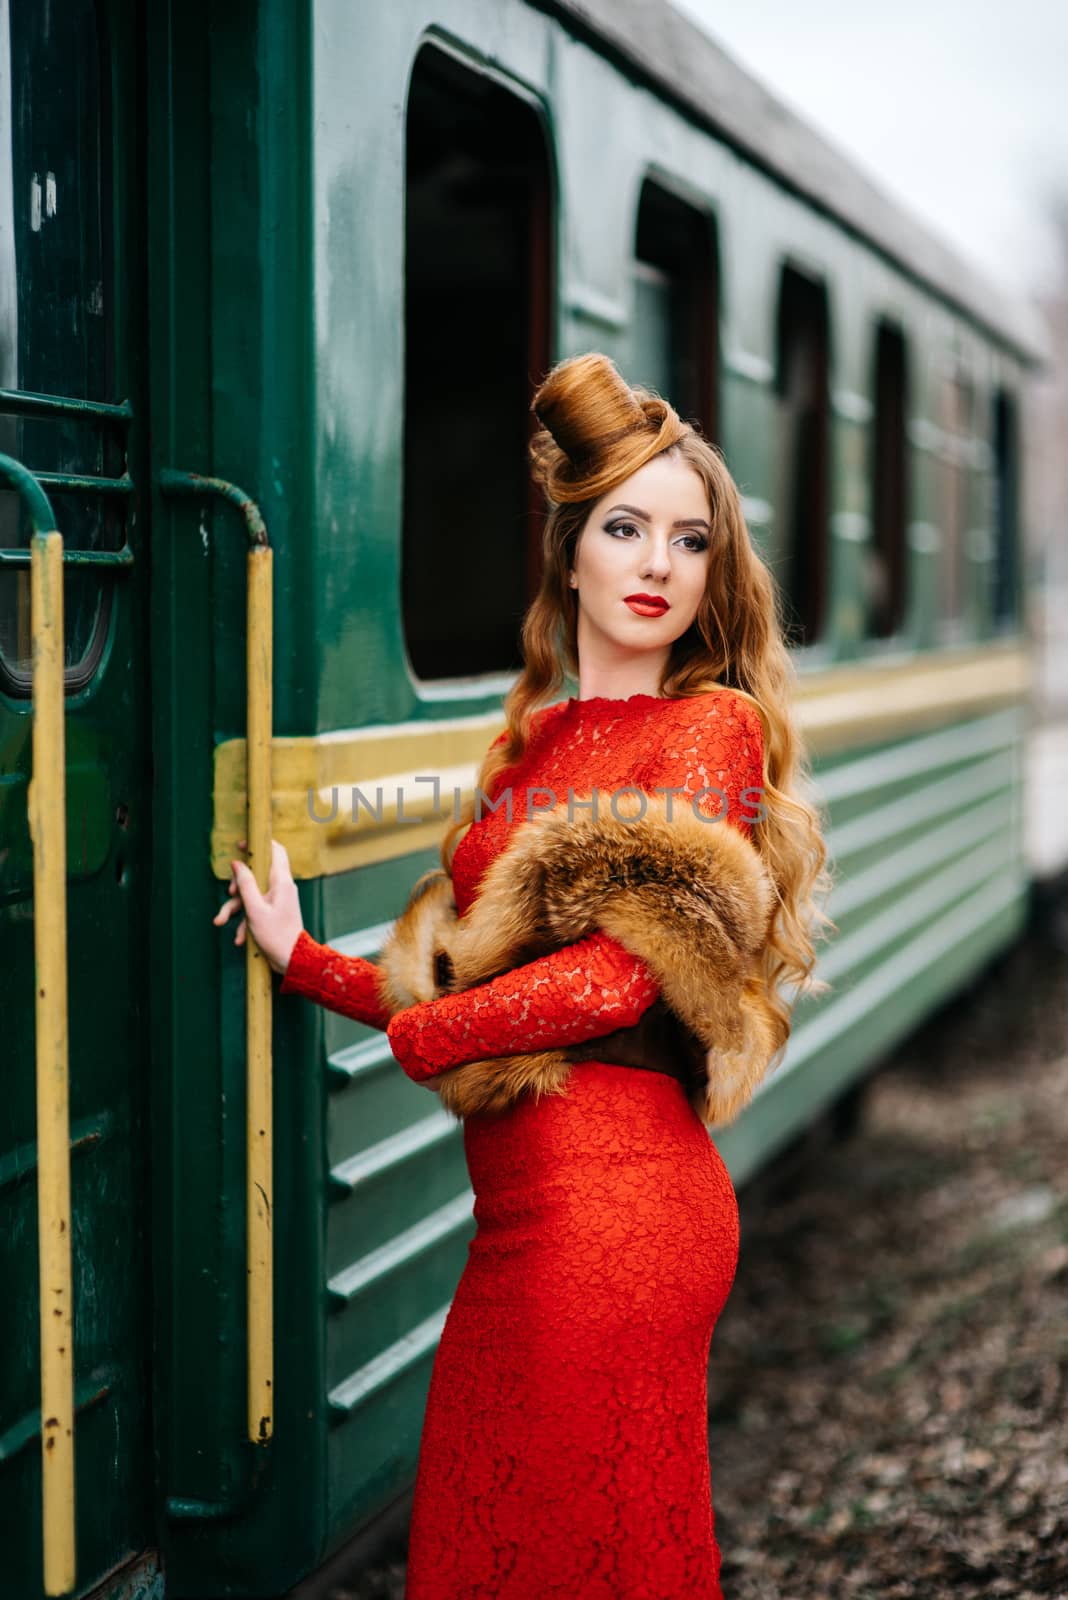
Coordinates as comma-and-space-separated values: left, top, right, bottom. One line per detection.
385, 930, 660, 1084
279, 929, 393, 1032
274, 913, 659, 1064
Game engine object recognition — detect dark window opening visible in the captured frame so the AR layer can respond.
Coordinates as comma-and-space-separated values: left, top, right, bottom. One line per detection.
991, 387, 1020, 629
403, 45, 552, 683
774, 265, 830, 648
631, 179, 719, 440
867, 320, 909, 639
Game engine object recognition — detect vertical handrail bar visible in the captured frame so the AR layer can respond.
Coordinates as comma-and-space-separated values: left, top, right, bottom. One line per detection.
159, 470, 274, 1444
0, 453, 77, 1596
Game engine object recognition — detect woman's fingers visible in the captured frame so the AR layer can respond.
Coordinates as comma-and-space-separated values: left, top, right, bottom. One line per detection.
212, 841, 269, 943
267, 838, 291, 892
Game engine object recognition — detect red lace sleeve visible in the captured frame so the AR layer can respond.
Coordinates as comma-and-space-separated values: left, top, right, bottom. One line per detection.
385, 931, 660, 1084
279, 928, 393, 1032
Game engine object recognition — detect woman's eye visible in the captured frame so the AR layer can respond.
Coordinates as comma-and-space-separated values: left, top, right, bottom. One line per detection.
604, 521, 708, 552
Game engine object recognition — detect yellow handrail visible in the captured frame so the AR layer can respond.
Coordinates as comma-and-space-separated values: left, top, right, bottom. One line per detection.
29, 530, 76, 1597
0, 445, 77, 1598
159, 470, 274, 1443
245, 541, 274, 1443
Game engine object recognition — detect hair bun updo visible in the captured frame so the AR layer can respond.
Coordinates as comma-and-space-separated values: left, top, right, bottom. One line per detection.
529, 351, 692, 504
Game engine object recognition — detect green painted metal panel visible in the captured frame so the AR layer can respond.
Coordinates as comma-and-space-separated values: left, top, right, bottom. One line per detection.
145, 0, 328, 1592
0, 1, 158, 1594
718, 708, 1030, 1180
719, 886, 1029, 1186
629, 263, 674, 397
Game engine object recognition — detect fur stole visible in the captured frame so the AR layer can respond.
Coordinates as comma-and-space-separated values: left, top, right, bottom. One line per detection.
377, 792, 784, 1128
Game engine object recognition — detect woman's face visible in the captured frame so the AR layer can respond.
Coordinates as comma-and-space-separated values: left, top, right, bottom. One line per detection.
568, 452, 713, 661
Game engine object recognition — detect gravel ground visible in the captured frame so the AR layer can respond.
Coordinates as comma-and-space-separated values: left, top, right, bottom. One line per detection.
710, 923, 1068, 1600
310, 917, 1068, 1600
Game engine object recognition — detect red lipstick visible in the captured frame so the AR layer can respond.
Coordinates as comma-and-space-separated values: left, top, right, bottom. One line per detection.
624, 593, 670, 617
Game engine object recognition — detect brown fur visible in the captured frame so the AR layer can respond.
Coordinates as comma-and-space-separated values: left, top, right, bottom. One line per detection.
378, 793, 785, 1126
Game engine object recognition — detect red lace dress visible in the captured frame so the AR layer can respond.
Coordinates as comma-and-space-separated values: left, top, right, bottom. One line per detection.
281, 689, 765, 1599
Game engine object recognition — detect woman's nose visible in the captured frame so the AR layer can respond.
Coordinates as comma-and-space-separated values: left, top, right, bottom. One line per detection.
639, 545, 672, 580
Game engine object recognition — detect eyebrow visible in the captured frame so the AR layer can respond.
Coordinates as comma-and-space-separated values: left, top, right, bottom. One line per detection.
605, 503, 711, 532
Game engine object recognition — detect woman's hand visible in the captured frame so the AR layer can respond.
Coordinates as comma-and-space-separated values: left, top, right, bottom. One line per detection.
212, 837, 304, 975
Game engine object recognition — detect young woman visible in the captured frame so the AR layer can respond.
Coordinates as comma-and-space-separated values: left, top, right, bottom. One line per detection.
215, 352, 831, 1598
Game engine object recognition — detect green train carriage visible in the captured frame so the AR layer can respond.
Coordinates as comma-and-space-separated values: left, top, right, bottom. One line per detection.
0, 0, 1047, 1595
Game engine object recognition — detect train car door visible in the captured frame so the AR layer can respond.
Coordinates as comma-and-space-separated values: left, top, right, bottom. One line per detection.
0, 1, 160, 1593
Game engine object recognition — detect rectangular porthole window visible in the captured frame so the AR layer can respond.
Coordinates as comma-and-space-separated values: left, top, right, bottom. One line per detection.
991, 386, 1020, 630
774, 264, 831, 649
867, 319, 909, 640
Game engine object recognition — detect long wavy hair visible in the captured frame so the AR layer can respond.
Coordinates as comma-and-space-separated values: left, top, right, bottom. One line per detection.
439, 351, 835, 1048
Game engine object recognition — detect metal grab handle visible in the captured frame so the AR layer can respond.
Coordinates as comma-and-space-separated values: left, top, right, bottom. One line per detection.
0, 453, 77, 1598
159, 470, 275, 1445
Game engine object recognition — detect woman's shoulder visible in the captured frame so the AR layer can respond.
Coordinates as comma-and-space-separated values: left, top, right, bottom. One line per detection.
666, 686, 762, 737
654, 689, 765, 826
656, 689, 765, 790
485, 699, 567, 757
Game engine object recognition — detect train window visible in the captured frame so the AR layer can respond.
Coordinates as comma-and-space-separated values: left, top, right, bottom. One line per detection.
402, 44, 552, 683
0, 0, 120, 695
773, 265, 830, 648
991, 386, 1020, 629
938, 369, 973, 630
867, 320, 909, 639
631, 180, 719, 440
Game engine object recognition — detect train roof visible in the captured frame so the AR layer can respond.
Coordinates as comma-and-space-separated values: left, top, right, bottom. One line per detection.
538, 0, 1048, 366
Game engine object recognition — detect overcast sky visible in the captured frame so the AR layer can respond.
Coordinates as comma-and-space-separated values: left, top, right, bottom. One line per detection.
668, 0, 1068, 303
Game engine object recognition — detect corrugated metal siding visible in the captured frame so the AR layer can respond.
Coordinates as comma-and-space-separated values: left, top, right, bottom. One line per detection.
718, 707, 1029, 1182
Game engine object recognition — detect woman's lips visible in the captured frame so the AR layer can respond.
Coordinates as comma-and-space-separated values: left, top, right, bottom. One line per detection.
624, 597, 670, 617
